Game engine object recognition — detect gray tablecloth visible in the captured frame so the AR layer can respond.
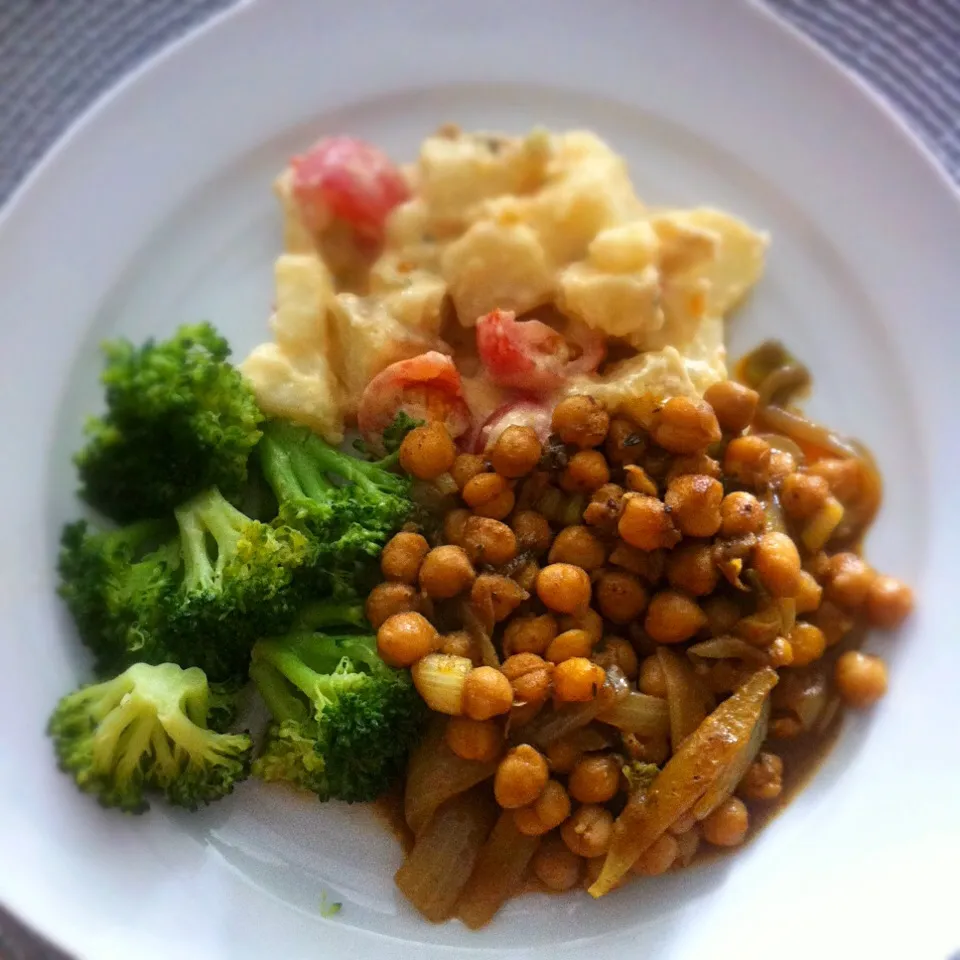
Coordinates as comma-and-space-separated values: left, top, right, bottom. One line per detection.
1, 1, 958, 957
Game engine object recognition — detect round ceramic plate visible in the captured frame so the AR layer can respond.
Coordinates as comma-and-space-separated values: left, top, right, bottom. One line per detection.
1, 1, 958, 958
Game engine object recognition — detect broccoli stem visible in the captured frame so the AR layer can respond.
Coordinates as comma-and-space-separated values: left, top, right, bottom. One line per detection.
259, 426, 337, 503
297, 600, 366, 630
249, 661, 305, 723
174, 487, 247, 590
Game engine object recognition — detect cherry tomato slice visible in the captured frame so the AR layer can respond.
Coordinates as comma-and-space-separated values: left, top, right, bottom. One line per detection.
472, 398, 554, 453
358, 351, 473, 441
475, 309, 606, 393
291, 136, 409, 243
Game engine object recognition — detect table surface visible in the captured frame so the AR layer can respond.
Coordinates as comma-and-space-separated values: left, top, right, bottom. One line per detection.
1, 0, 958, 956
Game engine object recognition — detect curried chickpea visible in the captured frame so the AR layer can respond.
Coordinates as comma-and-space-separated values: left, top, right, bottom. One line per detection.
399, 422, 456, 480
545, 629, 594, 663
594, 569, 649, 625
463, 472, 515, 520
501, 653, 553, 706
632, 833, 679, 877
666, 542, 719, 596
665, 474, 724, 537
532, 836, 583, 891
593, 637, 639, 680
462, 516, 517, 567
462, 666, 514, 720
444, 716, 503, 763
494, 744, 550, 808
440, 629, 481, 665
380, 531, 430, 584
418, 544, 476, 599
824, 552, 875, 610
781, 471, 831, 520
491, 426, 543, 479
561, 804, 614, 858
720, 491, 765, 537
788, 621, 827, 667
618, 494, 681, 551
549, 525, 607, 571
753, 532, 802, 598
810, 599, 854, 647
739, 751, 784, 801
702, 797, 749, 847
723, 435, 772, 487
511, 510, 553, 554
513, 780, 571, 836
561, 450, 611, 494
652, 396, 722, 454
443, 507, 471, 546
638, 655, 668, 698
605, 417, 646, 466
471, 574, 528, 622
702, 594, 742, 637
808, 457, 864, 503
376, 612, 438, 668
553, 658, 606, 702
865, 575, 914, 629
768, 450, 796, 484
794, 570, 824, 614
503, 614, 558, 656
835, 651, 888, 708
536, 563, 592, 614
365, 581, 421, 630
450, 453, 487, 491
703, 380, 759, 434
558, 608, 604, 646
568, 753, 621, 804
645, 590, 707, 644
665, 453, 722, 485
551, 395, 610, 448
623, 464, 659, 496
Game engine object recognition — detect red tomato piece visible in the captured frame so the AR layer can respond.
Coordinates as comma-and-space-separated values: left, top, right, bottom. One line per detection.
291, 136, 409, 243
475, 309, 606, 393
358, 352, 473, 440
472, 398, 554, 453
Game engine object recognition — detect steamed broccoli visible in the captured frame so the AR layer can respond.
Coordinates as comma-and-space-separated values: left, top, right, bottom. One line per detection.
48, 662, 252, 812
75, 323, 263, 523
249, 630, 427, 803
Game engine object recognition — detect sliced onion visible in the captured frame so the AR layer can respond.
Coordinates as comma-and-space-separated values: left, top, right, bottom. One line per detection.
598, 691, 670, 738
688, 637, 768, 664
756, 405, 860, 459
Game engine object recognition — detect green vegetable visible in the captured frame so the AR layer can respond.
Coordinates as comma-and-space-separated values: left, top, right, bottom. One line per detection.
76, 323, 263, 523
621, 760, 659, 795
48, 661, 252, 812
380, 410, 424, 454
250, 630, 427, 803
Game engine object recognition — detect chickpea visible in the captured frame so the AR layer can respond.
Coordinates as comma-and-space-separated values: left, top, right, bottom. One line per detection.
444, 716, 503, 762
561, 804, 614, 858
443, 507, 471, 546
490, 426, 543, 478
665, 542, 719, 597
605, 417, 645, 466
380, 531, 430, 584
513, 780, 571, 836
703, 380, 759, 434
512, 558, 540, 593
440, 629, 481, 665
665, 453, 722, 485
593, 637, 639, 680
450, 453, 487, 491
808, 457, 864, 503
536, 563, 591, 614
753, 532, 801, 598
720, 491, 765, 537
795, 570, 823, 614
418, 544, 476, 599
739, 752, 783, 801
824, 552, 875, 609
463, 472, 515, 520
532, 836, 583, 891
399, 422, 456, 480
702, 595, 742, 637
503, 614, 558, 656
494, 744, 550, 808
768, 450, 796, 483
723, 435, 772, 487
788, 621, 826, 667
609, 541, 665, 585
553, 658, 606, 703
624, 464, 659, 496
463, 666, 514, 720
501, 653, 553, 706
551, 395, 610, 448
638, 655, 668, 698
462, 516, 517, 566
618, 494, 681, 551
865, 575, 914, 629
558, 608, 604, 646
561, 450, 611, 494
510, 510, 552, 555
645, 590, 707, 644
376, 612, 438, 668
583, 482, 627, 532
702, 797, 749, 847
595, 569, 649, 625
545, 527, 603, 573
471, 574, 528, 622
569, 753, 621, 804
767, 636, 794, 668
835, 651, 888, 708
365, 581, 421, 630
632, 833, 679, 877
810, 599, 854, 647
665, 474, 724, 537
652, 396, 722, 454
780, 471, 830, 521
545, 629, 594, 663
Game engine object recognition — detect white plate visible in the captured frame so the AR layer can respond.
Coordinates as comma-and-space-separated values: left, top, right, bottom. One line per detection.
1, 1, 959, 957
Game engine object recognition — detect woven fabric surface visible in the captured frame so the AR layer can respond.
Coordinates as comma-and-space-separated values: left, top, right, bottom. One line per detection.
0, 0, 958, 957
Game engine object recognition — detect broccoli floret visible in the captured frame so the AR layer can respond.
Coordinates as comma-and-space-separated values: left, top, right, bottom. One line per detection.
48, 662, 252, 812
75, 323, 263, 523
249, 631, 426, 803
258, 420, 414, 590
380, 410, 424, 455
